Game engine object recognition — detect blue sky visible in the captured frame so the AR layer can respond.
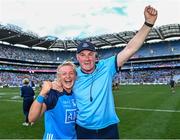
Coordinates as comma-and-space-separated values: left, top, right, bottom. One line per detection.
0, 0, 180, 40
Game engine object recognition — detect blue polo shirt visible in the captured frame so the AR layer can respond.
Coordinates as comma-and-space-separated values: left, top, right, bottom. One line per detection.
73, 56, 120, 129
43, 89, 77, 139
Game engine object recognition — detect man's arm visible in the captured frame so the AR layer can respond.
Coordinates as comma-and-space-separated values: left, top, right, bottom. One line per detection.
117, 5, 158, 67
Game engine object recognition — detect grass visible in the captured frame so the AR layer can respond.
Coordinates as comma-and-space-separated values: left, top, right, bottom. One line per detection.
0, 87, 44, 139
114, 85, 180, 139
0, 85, 179, 139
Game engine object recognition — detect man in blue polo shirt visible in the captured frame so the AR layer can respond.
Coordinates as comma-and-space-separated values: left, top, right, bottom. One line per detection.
47, 5, 158, 139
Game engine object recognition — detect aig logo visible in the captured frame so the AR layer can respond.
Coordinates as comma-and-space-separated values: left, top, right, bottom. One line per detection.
65, 109, 77, 123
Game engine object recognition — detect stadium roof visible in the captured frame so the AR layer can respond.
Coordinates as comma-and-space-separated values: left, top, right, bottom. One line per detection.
0, 23, 180, 51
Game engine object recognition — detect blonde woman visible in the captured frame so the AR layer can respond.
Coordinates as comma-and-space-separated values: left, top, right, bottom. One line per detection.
29, 61, 77, 139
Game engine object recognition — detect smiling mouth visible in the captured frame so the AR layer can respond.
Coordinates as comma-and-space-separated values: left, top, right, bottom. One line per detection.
64, 80, 73, 85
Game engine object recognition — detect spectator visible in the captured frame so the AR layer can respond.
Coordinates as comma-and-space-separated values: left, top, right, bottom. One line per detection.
169, 76, 175, 93
20, 78, 35, 126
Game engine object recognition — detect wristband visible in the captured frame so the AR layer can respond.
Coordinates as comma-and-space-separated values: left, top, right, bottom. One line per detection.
144, 21, 154, 28
36, 95, 45, 103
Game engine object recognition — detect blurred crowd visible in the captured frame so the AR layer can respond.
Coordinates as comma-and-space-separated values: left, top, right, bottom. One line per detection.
0, 39, 179, 87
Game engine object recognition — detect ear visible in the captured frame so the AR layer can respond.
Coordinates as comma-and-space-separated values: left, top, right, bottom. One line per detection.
76, 54, 79, 61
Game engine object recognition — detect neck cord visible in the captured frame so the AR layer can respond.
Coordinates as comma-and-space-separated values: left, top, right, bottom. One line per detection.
90, 73, 94, 102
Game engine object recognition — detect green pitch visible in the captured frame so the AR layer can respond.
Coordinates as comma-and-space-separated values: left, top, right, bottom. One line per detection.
0, 85, 179, 139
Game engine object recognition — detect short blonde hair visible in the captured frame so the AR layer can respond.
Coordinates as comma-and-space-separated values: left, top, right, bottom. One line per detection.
22, 78, 29, 85
57, 61, 76, 75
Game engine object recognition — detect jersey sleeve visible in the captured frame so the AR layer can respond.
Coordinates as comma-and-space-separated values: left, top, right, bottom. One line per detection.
44, 89, 60, 110
100, 55, 119, 76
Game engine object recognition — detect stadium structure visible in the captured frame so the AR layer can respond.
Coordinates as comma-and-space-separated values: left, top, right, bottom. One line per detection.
0, 23, 180, 87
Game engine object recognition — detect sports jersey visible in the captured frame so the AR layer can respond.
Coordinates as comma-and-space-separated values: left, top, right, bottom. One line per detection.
73, 55, 120, 129
43, 89, 77, 139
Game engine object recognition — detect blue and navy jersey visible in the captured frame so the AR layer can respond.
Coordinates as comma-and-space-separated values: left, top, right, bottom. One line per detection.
43, 89, 77, 140
20, 85, 35, 99
73, 55, 120, 129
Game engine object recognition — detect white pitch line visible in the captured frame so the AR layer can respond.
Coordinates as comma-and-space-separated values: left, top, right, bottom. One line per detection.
1, 99, 22, 102
2, 99, 180, 113
116, 107, 180, 113
0, 93, 19, 95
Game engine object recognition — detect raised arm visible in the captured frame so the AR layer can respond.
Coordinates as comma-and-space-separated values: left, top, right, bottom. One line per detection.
28, 81, 52, 123
117, 5, 158, 67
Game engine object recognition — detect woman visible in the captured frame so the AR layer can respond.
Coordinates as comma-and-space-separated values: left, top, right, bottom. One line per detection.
20, 78, 35, 126
28, 61, 77, 139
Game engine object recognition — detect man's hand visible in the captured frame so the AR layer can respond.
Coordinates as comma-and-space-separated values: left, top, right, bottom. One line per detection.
40, 81, 52, 96
52, 80, 63, 92
144, 5, 158, 25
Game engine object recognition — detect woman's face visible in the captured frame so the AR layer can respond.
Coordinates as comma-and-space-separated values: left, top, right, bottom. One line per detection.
57, 65, 76, 93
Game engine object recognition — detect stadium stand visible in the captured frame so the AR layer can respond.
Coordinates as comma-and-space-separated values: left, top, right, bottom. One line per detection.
0, 23, 179, 87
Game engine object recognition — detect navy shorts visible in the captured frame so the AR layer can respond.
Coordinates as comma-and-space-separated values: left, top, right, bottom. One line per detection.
76, 123, 119, 139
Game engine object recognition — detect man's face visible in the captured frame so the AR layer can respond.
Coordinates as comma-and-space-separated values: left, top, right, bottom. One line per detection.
76, 50, 96, 73
57, 65, 76, 93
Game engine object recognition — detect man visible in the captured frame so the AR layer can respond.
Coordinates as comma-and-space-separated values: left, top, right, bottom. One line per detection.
169, 76, 175, 93
74, 5, 157, 139
28, 61, 77, 139
51, 5, 157, 139
113, 73, 120, 90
